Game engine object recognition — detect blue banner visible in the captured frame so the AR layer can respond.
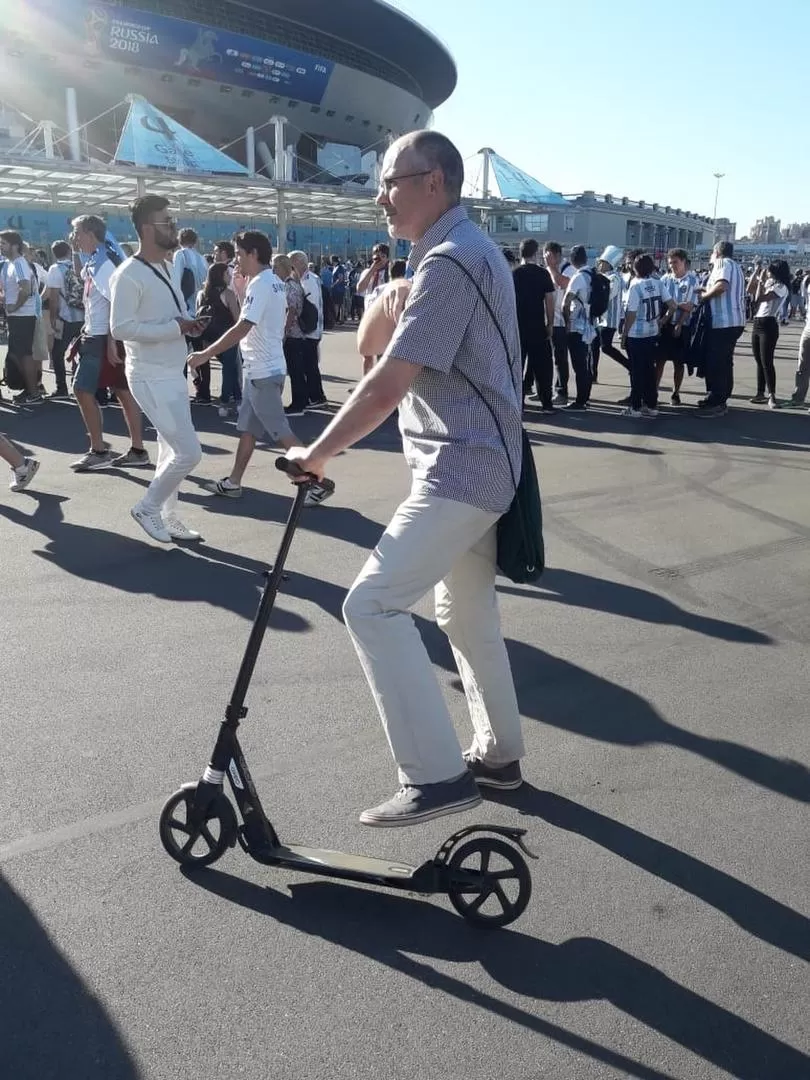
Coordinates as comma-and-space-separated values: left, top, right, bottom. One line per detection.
114, 97, 247, 174
81, 2, 333, 104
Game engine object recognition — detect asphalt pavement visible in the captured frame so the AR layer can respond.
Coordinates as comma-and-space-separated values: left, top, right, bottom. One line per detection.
0, 319, 808, 1080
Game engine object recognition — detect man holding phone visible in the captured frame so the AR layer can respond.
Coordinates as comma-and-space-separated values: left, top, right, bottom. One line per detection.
110, 194, 206, 543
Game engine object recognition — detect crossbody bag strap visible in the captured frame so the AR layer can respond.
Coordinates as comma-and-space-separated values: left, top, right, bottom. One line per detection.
133, 255, 185, 316
425, 251, 519, 491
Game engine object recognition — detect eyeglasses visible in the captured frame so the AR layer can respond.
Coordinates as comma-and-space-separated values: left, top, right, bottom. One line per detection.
378, 170, 432, 194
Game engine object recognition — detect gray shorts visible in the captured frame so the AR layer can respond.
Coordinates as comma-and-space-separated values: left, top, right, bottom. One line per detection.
237, 375, 292, 442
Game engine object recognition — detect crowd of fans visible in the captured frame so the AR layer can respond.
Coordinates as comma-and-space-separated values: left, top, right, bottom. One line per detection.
0, 213, 808, 502
505, 238, 810, 418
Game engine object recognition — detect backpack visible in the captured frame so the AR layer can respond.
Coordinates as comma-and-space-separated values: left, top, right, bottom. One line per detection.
62, 264, 85, 311
298, 293, 319, 335
586, 268, 611, 320
180, 266, 196, 304
3, 352, 27, 390
321, 283, 336, 330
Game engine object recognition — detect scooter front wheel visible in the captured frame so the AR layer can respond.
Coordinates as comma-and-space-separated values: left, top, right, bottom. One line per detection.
446, 837, 532, 928
159, 784, 237, 868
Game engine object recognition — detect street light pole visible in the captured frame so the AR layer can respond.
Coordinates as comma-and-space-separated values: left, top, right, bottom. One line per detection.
712, 172, 725, 221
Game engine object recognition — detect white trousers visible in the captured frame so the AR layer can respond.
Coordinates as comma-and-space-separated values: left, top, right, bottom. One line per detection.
343, 491, 525, 786
128, 373, 202, 514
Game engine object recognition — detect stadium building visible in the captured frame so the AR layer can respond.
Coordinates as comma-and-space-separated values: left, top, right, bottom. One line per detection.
2, 0, 456, 180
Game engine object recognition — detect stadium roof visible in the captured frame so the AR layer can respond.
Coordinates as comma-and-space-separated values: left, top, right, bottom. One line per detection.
0, 156, 389, 227
256, 0, 457, 107
0, 154, 564, 234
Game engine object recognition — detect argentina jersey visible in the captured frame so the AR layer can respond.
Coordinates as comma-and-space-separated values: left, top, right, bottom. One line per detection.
707, 258, 745, 328
626, 278, 665, 338
598, 270, 623, 329
661, 270, 698, 326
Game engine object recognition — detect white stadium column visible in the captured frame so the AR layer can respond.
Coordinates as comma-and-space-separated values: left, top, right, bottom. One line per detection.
277, 189, 287, 253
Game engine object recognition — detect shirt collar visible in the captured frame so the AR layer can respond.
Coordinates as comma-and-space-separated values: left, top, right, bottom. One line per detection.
407, 205, 468, 273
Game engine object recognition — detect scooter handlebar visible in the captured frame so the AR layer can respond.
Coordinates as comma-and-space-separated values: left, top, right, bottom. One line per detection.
275, 455, 335, 494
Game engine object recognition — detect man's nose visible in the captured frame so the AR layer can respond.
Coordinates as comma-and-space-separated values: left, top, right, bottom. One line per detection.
375, 188, 389, 208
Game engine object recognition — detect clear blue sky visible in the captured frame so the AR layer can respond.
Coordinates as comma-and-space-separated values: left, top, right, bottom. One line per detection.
393, 0, 809, 234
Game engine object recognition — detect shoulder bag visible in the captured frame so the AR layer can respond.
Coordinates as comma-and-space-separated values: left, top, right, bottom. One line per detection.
428, 251, 544, 584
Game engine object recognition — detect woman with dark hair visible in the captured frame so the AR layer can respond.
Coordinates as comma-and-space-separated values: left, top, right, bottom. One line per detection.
747, 260, 790, 407
195, 261, 241, 413
621, 254, 675, 418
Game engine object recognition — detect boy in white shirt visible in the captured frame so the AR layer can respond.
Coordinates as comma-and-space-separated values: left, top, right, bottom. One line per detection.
189, 231, 333, 506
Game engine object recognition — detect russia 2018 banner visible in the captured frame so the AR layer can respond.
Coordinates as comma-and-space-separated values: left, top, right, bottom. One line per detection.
23, 0, 335, 106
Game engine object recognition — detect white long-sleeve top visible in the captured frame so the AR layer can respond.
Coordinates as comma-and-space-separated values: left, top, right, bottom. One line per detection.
110, 255, 188, 381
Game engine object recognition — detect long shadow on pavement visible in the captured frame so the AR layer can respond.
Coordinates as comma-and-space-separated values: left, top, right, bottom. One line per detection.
524, 401, 810, 455
1, 871, 139, 1079
481, 784, 810, 964
270, 566, 808, 804
0, 493, 309, 629
185, 869, 810, 1080
498, 567, 772, 644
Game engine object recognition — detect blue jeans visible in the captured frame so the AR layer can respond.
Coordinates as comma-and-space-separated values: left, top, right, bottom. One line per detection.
219, 346, 241, 403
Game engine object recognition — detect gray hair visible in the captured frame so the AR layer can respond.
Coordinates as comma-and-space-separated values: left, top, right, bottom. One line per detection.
288, 249, 309, 271
406, 131, 464, 204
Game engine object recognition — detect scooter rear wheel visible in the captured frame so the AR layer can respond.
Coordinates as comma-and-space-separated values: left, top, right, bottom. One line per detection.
159, 784, 237, 868
446, 837, 531, 927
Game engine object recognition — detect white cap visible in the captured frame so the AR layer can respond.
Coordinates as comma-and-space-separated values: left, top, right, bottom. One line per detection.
597, 245, 623, 269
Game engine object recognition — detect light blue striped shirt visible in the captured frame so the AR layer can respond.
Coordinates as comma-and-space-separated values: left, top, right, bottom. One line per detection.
564, 267, 597, 343
598, 269, 623, 329
706, 258, 745, 328
661, 270, 698, 327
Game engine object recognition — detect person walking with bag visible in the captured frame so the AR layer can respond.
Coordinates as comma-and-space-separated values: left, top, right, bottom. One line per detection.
110, 195, 205, 543
282, 131, 526, 827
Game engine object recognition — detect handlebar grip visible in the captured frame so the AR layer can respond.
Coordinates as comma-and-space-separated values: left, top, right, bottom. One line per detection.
275, 456, 335, 494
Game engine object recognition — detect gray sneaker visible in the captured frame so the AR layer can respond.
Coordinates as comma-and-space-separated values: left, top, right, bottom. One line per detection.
463, 751, 523, 791
9, 458, 40, 492
112, 446, 150, 468
203, 477, 242, 498
359, 771, 482, 828
71, 448, 116, 472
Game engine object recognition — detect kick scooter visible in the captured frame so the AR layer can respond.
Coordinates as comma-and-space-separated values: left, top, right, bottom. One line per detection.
159, 458, 535, 928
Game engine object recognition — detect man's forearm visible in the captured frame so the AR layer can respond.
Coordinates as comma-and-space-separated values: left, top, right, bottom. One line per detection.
701, 281, 727, 302
9, 284, 31, 313
356, 266, 378, 293
197, 320, 251, 358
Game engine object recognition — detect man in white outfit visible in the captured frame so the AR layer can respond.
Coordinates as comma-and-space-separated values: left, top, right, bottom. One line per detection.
110, 195, 205, 543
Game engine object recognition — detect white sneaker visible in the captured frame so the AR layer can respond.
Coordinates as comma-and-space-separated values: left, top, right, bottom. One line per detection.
768, 395, 778, 410
9, 458, 40, 491
621, 407, 643, 418
131, 503, 172, 543
641, 406, 659, 418
163, 514, 202, 541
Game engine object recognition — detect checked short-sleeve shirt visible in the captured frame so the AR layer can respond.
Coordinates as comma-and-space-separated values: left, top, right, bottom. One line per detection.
386, 205, 523, 514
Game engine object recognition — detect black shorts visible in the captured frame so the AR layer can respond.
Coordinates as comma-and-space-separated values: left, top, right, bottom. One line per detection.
658, 323, 686, 366
7, 315, 37, 359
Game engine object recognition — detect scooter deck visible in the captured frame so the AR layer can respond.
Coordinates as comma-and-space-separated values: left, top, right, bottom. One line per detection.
264, 843, 438, 891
